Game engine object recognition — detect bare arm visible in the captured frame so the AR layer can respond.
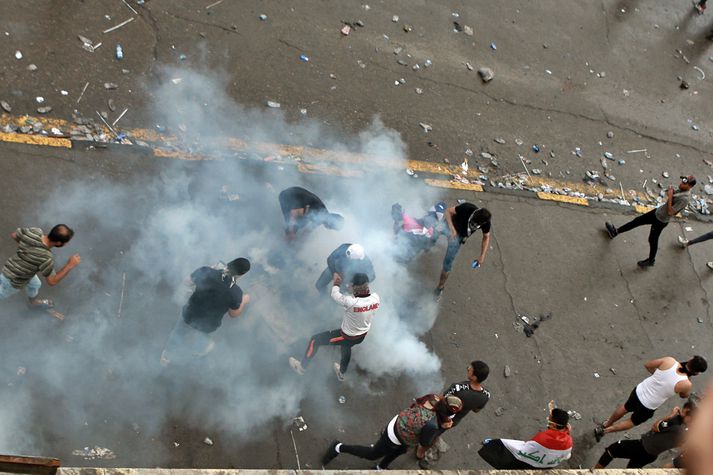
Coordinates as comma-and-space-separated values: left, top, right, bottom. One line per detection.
228, 294, 250, 318
46, 254, 80, 286
644, 358, 666, 374
478, 232, 491, 264
445, 207, 457, 238
677, 380, 693, 398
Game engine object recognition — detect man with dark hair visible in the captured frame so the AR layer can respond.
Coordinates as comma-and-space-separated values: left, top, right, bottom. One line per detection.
0, 224, 80, 319
415, 360, 491, 464
595, 355, 706, 441
595, 399, 697, 469
315, 243, 375, 296
278, 186, 344, 241
160, 258, 251, 365
290, 272, 379, 381
322, 394, 463, 470
435, 202, 492, 300
479, 401, 573, 469
605, 175, 696, 267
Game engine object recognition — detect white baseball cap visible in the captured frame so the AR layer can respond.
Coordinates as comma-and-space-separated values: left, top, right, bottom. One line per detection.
346, 243, 365, 260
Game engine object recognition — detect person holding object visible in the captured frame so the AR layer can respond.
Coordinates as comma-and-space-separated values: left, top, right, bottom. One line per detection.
605, 175, 695, 268
435, 202, 491, 301
1, 224, 80, 320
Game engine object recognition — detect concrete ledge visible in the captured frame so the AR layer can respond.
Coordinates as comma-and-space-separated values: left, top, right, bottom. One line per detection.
54, 469, 683, 475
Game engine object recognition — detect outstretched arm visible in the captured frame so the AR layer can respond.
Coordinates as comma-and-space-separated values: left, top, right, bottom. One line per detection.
478, 232, 491, 265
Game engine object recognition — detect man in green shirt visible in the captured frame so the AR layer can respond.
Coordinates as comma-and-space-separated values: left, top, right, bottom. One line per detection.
0, 225, 80, 317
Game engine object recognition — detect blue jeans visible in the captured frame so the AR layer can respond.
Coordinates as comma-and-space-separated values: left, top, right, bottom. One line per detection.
442, 238, 462, 272
0, 273, 41, 300
162, 316, 214, 363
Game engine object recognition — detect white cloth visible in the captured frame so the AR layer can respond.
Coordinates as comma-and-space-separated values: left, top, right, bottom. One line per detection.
386, 415, 401, 445
636, 363, 688, 410
330, 285, 380, 336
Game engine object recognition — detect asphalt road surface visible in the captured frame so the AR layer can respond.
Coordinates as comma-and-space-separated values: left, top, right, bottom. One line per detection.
0, 0, 713, 471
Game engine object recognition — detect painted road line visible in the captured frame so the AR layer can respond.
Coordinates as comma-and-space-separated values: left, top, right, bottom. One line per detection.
425, 179, 484, 192
0, 131, 71, 148
536, 192, 589, 206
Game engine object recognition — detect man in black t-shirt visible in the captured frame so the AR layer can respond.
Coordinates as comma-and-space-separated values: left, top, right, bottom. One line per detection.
595, 399, 696, 468
416, 360, 491, 464
160, 258, 251, 366
436, 202, 492, 300
278, 186, 344, 241
315, 243, 376, 295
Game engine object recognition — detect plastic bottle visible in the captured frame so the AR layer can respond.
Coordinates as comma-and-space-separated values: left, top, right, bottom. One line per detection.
471, 259, 480, 269
115, 44, 124, 60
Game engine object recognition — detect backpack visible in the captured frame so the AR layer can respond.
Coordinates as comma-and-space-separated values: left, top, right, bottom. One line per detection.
395, 394, 440, 446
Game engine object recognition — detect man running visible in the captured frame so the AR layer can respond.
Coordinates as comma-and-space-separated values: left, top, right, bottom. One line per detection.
595, 399, 697, 469
605, 175, 695, 267
1, 225, 80, 319
435, 202, 491, 300
160, 258, 251, 365
289, 273, 379, 380
278, 186, 343, 241
416, 360, 491, 462
315, 243, 375, 296
595, 355, 707, 441
479, 401, 572, 469
322, 394, 462, 470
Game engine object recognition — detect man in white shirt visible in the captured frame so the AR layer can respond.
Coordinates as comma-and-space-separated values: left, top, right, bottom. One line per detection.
290, 273, 380, 381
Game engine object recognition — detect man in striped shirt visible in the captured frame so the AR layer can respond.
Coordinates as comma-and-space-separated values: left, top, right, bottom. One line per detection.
0, 225, 80, 311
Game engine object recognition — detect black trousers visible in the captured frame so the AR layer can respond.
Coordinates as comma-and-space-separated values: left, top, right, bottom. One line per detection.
301, 328, 365, 372
597, 439, 658, 468
478, 439, 534, 469
617, 210, 668, 261
689, 230, 713, 246
340, 426, 408, 469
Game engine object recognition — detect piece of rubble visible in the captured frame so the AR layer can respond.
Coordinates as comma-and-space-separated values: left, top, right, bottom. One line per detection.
27, 64, 37, 71
203, 437, 214, 446
392, 15, 399, 22
662, 171, 670, 178
266, 100, 281, 108
609, 367, 617, 375
419, 122, 432, 132
104, 82, 118, 90
293, 416, 308, 431
14, 50, 22, 60
403, 24, 413, 32
503, 365, 511, 378
463, 25, 474, 36
0, 100, 11, 113
494, 138, 506, 144
414, 87, 423, 94
478, 67, 494, 82
494, 407, 505, 416
37, 106, 52, 114
108, 98, 116, 112
606, 131, 614, 138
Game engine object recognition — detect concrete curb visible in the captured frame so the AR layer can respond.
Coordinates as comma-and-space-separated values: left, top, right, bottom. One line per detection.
55, 470, 683, 475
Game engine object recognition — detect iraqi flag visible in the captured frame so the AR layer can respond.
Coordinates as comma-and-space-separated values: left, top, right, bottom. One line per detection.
500, 429, 573, 468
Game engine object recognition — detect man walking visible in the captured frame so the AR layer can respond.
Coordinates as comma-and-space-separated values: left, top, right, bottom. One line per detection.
416, 360, 491, 463
595, 399, 697, 469
605, 175, 696, 267
1, 225, 80, 319
479, 401, 572, 469
315, 243, 375, 296
595, 355, 707, 441
435, 202, 491, 300
160, 258, 251, 365
278, 186, 343, 241
321, 394, 462, 470
290, 273, 379, 381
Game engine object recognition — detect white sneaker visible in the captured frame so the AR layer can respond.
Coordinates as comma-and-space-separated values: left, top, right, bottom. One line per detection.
707, 262, 713, 271
334, 362, 345, 381
289, 357, 305, 375
678, 236, 689, 248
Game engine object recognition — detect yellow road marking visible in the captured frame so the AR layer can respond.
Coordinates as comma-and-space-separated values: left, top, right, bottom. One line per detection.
536, 192, 589, 206
425, 179, 484, 192
0, 131, 71, 148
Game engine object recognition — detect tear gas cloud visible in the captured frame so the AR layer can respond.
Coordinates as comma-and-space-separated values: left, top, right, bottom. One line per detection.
0, 68, 450, 458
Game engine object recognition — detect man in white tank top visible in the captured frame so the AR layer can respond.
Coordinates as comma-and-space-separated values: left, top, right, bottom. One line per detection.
595, 356, 707, 442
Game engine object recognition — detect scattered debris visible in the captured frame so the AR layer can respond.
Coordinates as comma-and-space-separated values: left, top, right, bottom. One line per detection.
14, 50, 22, 60
503, 365, 511, 378
292, 416, 308, 431
606, 131, 614, 138
104, 82, 118, 90
698, 317, 704, 323
299, 54, 309, 62
27, 63, 37, 71
77, 82, 90, 104
694, 66, 705, 80
338, 395, 347, 404
567, 410, 582, 421
103, 17, 135, 34
419, 122, 432, 132
406, 168, 415, 176
205, 0, 224, 9
0, 100, 11, 113
266, 100, 281, 108
403, 24, 413, 33
36, 96, 44, 104
259, 14, 267, 21
478, 67, 494, 83
340, 24, 351, 35
203, 437, 214, 446
72, 446, 116, 460
609, 367, 617, 375
414, 87, 423, 94
494, 407, 505, 416
16, 366, 26, 376
494, 138, 506, 144
463, 25, 474, 36
37, 106, 53, 114
593, 372, 601, 378
392, 15, 399, 22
